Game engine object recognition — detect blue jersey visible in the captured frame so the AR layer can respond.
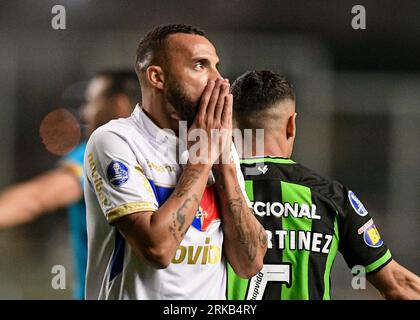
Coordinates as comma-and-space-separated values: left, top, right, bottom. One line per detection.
61, 142, 87, 300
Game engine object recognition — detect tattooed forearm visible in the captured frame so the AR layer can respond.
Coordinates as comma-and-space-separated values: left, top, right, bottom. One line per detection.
168, 224, 180, 244
226, 196, 257, 262
168, 194, 199, 244
215, 166, 266, 270
226, 197, 243, 222
176, 197, 192, 231
173, 168, 200, 197
257, 224, 268, 248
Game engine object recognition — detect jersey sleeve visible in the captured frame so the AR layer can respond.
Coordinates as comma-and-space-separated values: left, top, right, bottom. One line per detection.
333, 183, 392, 274
60, 142, 87, 190
84, 129, 158, 225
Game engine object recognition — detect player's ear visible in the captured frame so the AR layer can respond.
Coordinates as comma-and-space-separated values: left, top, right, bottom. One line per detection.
146, 65, 165, 90
286, 112, 297, 139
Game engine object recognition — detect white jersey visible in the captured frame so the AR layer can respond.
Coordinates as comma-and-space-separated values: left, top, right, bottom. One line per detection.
84, 105, 247, 300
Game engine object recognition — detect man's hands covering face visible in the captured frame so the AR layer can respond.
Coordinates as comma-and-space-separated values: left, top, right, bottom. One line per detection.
187, 78, 233, 166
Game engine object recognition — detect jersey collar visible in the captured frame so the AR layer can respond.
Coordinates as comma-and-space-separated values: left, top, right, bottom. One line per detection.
133, 104, 179, 147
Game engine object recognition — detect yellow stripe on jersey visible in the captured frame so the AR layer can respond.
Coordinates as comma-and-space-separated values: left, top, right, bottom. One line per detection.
106, 201, 157, 224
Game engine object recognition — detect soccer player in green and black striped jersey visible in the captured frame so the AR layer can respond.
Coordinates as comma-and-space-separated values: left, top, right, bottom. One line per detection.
228, 70, 420, 300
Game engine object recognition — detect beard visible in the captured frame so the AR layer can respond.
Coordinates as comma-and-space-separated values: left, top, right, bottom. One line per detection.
165, 74, 199, 128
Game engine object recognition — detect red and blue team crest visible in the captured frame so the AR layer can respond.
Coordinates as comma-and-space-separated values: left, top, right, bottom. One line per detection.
192, 186, 220, 232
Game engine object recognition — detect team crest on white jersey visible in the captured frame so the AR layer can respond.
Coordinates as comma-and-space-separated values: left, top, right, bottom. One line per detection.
107, 160, 129, 187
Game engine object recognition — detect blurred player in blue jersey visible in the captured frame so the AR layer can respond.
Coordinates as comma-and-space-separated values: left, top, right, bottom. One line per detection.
0, 70, 139, 299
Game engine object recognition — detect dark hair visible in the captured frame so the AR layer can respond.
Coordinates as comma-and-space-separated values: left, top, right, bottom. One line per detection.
95, 69, 140, 106
135, 24, 205, 76
231, 70, 295, 117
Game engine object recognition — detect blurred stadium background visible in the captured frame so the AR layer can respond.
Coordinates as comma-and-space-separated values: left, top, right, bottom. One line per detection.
0, 0, 419, 299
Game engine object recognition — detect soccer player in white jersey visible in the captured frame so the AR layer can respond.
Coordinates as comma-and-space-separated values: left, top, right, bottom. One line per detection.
84, 24, 268, 299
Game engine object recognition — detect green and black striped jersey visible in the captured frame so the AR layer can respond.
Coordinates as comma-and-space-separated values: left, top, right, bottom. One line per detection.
227, 156, 392, 300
